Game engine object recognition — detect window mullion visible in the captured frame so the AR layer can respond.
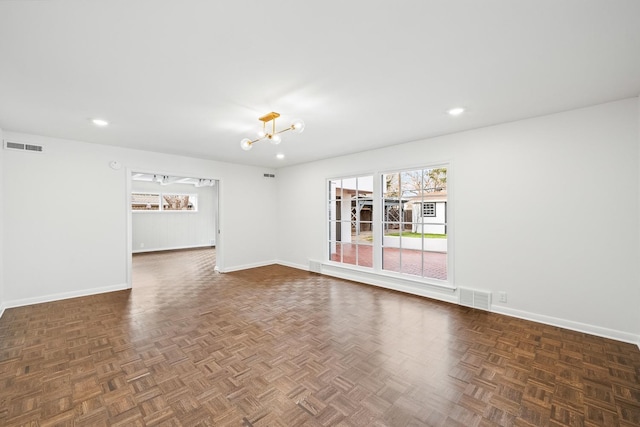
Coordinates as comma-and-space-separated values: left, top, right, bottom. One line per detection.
372, 173, 383, 271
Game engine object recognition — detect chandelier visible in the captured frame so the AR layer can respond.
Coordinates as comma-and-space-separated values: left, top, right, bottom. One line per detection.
240, 112, 305, 151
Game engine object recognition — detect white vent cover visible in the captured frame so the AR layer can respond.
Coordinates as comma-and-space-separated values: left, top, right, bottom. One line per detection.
459, 288, 492, 311
4, 140, 44, 152
309, 260, 322, 274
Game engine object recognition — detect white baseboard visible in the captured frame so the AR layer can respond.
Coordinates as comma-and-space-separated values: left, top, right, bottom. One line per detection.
276, 260, 309, 271
319, 263, 458, 305
2, 266, 638, 350
3, 283, 130, 310
220, 260, 278, 273
278, 261, 640, 350
133, 244, 214, 254
493, 305, 640, 348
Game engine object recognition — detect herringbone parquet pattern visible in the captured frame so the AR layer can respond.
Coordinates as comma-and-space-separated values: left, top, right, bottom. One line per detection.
1, 248, 639, 426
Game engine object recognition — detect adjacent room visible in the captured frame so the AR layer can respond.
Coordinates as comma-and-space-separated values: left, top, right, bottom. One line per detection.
1, 1, 639, 426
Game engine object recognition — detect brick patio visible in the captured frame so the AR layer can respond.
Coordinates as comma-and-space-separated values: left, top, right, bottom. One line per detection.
331, 243, 447, 280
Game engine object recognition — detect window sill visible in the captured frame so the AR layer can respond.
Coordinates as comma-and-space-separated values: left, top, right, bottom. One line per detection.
320, 261, 457, 304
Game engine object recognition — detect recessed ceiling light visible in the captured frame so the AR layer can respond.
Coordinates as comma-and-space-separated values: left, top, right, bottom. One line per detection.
276, 153, 285, 160
92, 118, 109, 126
447, 107, 465, 116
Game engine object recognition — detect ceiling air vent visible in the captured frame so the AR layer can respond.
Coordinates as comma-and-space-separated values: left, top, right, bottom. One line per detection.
4, 140, 44, 152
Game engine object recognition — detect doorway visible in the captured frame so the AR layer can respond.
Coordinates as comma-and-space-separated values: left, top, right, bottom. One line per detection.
127, 171, 220, 288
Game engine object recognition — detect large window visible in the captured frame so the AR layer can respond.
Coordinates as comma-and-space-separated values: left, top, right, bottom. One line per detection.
328, 176, 374, 268
382, 167, 447, 281
328, 166, 448, 283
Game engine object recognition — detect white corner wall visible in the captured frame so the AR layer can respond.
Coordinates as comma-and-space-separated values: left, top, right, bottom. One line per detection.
0, 126, 4, 318
1, 132, 278, 308
131, 180, 217, 253
276, 98, 640, 345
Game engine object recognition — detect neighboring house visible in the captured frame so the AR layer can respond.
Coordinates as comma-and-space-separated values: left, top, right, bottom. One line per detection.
329, 178, 374, 244
410, 190, 447, 234
331, 180, 447, 238
331, 182, 411, 240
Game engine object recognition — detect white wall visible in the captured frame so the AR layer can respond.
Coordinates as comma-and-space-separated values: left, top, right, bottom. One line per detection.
276, 98, 640, 344
2, 131, 278, 307
131, 180, 217, 253
2, 99, 639, 345
0, 126, 4, 317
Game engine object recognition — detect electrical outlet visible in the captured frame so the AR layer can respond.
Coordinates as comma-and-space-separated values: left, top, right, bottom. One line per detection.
499, 292, 507, 303
140, 243, 145, 248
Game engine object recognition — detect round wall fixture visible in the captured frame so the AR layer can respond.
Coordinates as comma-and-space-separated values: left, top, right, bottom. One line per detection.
109, 161, 121, 170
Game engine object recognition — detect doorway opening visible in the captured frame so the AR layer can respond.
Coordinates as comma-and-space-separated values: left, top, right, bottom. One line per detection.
127, 171, 220, 288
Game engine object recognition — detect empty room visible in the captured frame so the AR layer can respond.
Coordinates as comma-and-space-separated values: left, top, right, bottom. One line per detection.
1, 1, 640, 426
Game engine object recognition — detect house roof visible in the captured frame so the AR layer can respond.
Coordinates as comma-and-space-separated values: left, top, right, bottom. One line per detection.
410, 190, 448, 203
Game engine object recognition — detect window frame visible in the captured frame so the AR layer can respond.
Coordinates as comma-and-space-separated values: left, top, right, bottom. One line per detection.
326, 163, 452, 289
422, 202, 436, 217
327, 175, 374, 269
161, 193, 198, 211
132, 191, 198, 213
131, 192, 161, 211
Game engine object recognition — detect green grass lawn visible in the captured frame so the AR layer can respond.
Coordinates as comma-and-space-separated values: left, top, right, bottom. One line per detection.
385, 232, 447, 239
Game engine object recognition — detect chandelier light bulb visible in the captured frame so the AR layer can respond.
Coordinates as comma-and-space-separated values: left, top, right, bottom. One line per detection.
240, 112, 304, 152
270, 134, 282, 145
291, 118, 305, 133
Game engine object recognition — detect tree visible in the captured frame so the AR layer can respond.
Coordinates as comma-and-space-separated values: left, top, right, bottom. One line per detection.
400, 168, 447, 197
424, 168, 447, 192
385, 173, 400, 197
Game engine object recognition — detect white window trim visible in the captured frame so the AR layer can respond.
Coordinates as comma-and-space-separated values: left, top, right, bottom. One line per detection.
422, 202, 436, 217
132, 192, 199, 213
325, 163, 454, 290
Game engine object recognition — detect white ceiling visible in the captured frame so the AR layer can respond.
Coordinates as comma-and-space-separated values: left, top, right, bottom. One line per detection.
1, 1, 639, 169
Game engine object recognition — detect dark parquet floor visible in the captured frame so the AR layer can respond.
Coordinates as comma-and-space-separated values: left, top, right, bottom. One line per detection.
1, 248, 639, 426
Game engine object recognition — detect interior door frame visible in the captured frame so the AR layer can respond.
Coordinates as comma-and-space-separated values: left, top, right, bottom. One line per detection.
125, 167, 222, 288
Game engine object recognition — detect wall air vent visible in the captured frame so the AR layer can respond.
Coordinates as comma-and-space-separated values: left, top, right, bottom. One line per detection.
459, 287, 492, 311
4, 140, 44, 152
25, 144, 43, 152
309, 260, 322, 274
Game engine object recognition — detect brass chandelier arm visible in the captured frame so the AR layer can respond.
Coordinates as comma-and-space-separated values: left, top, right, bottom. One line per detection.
248, 126, 293, 144
240, 112, 304, 151
272, 125, 295, 136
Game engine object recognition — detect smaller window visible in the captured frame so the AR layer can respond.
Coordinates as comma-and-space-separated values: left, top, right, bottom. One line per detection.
163, 194, 197, 211
132, 193, 160, 211
132, 192, 197, 212
422, 202, 436, 217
